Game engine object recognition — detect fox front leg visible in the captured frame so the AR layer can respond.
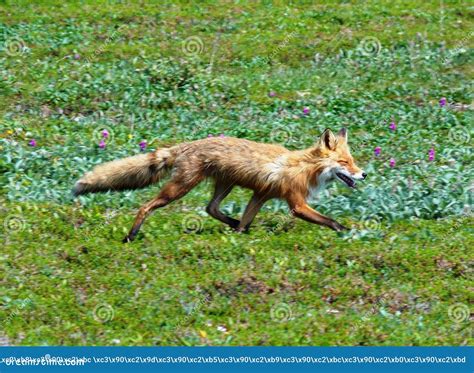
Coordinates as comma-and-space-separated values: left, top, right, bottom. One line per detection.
289, 202, 348, 232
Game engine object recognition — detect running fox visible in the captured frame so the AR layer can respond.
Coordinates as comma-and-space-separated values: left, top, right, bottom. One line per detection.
73, 128, 366, 242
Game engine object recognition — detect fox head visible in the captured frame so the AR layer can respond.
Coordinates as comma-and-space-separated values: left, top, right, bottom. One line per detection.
313, 128, 366, 189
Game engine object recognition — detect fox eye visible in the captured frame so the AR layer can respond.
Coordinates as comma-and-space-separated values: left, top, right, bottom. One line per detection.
338, 160, 349, 165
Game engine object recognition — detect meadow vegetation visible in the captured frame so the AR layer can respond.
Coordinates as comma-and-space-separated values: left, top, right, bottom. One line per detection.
0, 1, 472, 345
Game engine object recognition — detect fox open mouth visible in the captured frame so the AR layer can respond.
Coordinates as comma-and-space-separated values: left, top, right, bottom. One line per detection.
336, 172, 356, 188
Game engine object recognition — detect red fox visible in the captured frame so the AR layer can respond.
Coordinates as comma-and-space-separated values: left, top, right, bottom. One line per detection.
73, 128, 366, 242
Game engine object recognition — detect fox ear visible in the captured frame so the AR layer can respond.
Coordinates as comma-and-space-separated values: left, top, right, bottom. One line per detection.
318, 128, 337, 150
337, 127, 348, 143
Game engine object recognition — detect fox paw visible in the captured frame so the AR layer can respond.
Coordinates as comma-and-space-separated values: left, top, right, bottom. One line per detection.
122, 235, 134, 243
228, 219, 240, 229
333, 223, 349, 232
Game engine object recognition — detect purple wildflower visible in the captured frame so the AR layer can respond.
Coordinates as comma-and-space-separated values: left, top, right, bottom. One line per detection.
98, 140, 106, 149
207, 134, 214, 138
389, 121, 396, 131
303, 107, 310, 115
139, 140, 147, 151
439, 97, 447, 107
389, 158, 396, 168
102, 129, 109, 138
374, 146, 381, 157
73, 53, 81, 60
428, 148, 435, 161
28, 139, 37, 147
268, 91, 276, 97
219, 133, 225, 138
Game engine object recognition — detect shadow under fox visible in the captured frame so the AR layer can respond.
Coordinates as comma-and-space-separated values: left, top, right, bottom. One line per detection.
73, 128, 366, 242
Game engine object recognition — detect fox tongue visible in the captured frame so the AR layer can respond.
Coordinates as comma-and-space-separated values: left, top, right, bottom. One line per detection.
336, 172, 356, 188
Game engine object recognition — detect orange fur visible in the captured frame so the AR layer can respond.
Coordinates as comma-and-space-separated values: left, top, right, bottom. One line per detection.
73, 128, 366, 242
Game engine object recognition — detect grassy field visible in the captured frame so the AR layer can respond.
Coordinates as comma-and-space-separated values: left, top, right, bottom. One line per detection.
0, 0, 473, 346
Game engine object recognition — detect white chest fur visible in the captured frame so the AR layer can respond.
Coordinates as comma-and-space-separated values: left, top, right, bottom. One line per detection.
308, 167, 333, 199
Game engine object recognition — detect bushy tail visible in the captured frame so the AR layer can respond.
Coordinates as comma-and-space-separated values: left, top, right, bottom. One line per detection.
73, 149, 172, 196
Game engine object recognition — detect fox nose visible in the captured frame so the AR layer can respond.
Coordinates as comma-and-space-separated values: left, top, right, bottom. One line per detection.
362, 172, 367, 179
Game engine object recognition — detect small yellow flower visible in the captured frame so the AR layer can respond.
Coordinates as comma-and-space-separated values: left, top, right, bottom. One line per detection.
128, 134, 133, 139
199, 330, 207, 338
6, 129, 13, 135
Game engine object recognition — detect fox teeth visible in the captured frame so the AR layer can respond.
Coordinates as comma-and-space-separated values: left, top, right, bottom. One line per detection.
336, 172, 356, 188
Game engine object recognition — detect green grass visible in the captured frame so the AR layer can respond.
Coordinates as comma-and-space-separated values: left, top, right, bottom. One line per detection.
1, 201, 472, 345
0, 0, 473, 346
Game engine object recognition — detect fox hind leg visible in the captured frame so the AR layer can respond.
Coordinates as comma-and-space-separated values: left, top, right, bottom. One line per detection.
235, 193, 268, 233
123, 174, 203, 243
206, 179, 240, 229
